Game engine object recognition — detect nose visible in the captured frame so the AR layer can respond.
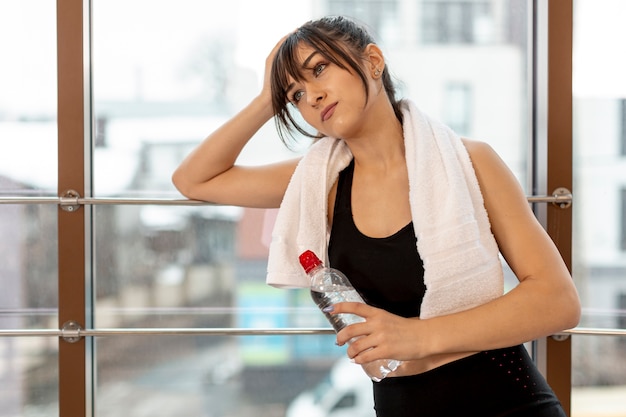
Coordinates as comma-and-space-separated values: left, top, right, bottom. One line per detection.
305, 84, 324, 107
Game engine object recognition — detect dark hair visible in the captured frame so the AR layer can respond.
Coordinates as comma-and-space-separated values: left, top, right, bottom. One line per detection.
270, 16, 402, 145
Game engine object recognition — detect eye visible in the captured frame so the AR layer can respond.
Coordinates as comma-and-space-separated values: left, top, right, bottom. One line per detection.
292, 90, 305, 103
313, 63, 326, 77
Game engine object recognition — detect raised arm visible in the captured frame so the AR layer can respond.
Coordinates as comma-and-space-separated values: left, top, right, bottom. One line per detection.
172, 37, 299, 208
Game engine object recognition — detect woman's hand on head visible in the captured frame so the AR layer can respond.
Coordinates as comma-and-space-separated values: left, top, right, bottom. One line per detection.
261, 34, 292, 101
331, 302, 429, 364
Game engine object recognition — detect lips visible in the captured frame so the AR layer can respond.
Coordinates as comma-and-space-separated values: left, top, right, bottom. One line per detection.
321, 102, 337, 122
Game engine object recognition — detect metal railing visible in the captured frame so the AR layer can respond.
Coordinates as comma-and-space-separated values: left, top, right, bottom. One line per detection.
0, 326, 623, 343
0, 187, 574, 210
0, 187, 580, 342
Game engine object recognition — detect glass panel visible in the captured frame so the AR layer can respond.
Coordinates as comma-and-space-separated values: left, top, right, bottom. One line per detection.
0, 338, 59, 417
0, 205, 59, 330
572, 0, 626, 414
91, 0, 303, 198
394, 0, 529, 186
92, 204, 342, 415
0, 1, 58, 196
0, 2, 59, 417
92, 0, 530, 414
95, 335, 347, 417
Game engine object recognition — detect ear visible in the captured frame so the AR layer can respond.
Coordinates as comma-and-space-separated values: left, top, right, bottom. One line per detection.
364, 43, 385, 77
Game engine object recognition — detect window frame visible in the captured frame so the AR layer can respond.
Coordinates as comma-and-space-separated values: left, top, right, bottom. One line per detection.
51, 1, 575, 416
57, 1, 90, 416
532, 0, 574, 413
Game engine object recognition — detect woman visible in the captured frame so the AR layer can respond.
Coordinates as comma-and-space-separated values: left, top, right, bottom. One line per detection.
173, 16, 580, 417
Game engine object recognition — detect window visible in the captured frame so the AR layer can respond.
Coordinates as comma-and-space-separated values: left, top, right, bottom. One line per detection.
621, 99, 626, 156
622, 188, 626, 251
572, 0, 626, 413
2, 1, 590, 416
327, 0, 399, 42
421, 0, 492, 44
0, 2, 59, 415
443, 82, 472, 136
619, 293, 626, 330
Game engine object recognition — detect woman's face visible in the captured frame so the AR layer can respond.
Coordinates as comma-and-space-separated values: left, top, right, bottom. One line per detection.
285, 44, 374, 140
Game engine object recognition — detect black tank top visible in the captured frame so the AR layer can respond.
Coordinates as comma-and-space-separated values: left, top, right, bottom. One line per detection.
328, 159, 425, 318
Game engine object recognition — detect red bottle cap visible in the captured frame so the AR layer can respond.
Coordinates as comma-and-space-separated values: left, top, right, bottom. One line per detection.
299, 250, 322, 274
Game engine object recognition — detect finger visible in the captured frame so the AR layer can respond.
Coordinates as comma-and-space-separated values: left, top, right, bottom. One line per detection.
326, 302, 371, 316
345, 334, 373, 358
336, 321, 369, 346
349, 346, 373, 364
349, 337, 394, 365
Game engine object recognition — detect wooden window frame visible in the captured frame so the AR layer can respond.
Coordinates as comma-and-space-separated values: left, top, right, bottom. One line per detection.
54, 0, 575, 415
533, 0, 574, 414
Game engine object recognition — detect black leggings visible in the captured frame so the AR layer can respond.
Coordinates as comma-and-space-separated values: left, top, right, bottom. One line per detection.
373, 345, 566, 417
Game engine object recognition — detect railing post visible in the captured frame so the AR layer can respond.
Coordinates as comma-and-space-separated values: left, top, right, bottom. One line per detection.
57, 0, 89, 415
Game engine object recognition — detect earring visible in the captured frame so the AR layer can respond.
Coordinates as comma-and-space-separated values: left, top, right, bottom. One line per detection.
374, 69, 381, 77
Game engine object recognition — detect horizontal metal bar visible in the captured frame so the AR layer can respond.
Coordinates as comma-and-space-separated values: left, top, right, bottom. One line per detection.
0, 196, 61, 204
82, 327, 336, 336
76, 197, 214, 206
0, 329, 64, 337
0, 194, 571, 206
526, 196, 564, 204
0, 326, 623, 338
0, 327, 336, 338
0, 196, 213, 206
557, 327, 626, 337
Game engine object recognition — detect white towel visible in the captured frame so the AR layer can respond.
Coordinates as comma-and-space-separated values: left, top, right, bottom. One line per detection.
266, 100, 504, 319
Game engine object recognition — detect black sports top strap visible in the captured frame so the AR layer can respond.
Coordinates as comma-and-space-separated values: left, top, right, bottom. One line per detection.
328, 159, 425, 318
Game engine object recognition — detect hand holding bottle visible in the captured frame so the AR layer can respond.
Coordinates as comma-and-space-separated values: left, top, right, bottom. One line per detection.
299, 250, 401, 381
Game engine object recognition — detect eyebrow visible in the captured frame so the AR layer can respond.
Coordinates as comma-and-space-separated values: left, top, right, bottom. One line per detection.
301, 51, 319, 69
284, 51, 320, 98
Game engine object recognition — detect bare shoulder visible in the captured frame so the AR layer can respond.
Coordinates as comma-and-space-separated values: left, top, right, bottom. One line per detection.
461, 138, 517, 186
460, 137, 530, 216
461, 138, 499, 164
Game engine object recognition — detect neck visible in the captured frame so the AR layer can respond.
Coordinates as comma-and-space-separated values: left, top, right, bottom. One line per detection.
344, 102, 405, 171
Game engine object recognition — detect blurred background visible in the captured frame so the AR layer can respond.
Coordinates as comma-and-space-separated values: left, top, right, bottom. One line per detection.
0, 1, 625, 416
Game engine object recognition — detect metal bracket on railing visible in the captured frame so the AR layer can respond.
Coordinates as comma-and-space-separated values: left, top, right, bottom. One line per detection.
59, 190, 81, 212
551, 187, 572, 209
551, 333, 570, 342
528, 187, 573, 209
61, 320, 83, 343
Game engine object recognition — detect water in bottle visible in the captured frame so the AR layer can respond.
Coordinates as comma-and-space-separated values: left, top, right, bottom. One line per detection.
299, 250, 401, 381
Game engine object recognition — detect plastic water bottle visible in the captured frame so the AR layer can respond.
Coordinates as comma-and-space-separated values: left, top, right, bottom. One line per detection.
298, 250, 401, 382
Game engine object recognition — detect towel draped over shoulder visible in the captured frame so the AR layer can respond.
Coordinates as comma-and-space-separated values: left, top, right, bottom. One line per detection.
266, 100, 504, 319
